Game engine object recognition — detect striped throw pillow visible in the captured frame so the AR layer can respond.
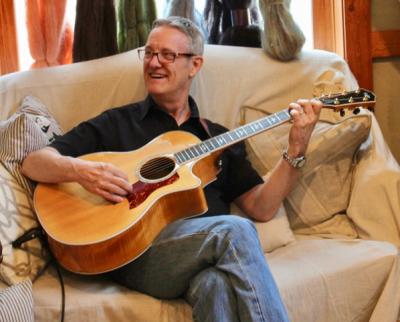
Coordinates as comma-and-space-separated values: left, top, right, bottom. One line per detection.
0, 279, 34, 322
0, 95, 63, 196
0, 164, 49, 285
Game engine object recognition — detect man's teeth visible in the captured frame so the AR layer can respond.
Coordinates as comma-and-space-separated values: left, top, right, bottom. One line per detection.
150, 73, 165, 79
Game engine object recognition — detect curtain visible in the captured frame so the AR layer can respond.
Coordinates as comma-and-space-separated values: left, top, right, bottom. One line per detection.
26, 0, 72, 68
0, 0, 19, 74
73, 0, 118, 62
116, 0, 157, 52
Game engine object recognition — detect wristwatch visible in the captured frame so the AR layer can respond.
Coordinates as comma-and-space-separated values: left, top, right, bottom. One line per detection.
282, 150, 306, 168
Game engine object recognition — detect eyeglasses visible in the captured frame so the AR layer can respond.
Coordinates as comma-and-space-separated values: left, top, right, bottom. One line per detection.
138, 49, 195, 64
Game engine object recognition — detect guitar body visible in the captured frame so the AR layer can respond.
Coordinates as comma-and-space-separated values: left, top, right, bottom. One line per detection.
34, 131, 222, 274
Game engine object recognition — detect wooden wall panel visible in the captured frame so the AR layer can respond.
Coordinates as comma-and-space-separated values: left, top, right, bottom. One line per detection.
342, 0, 373, 90
371, 30, 400, 58
313, 0, 344, 56
0, 0, 19, 75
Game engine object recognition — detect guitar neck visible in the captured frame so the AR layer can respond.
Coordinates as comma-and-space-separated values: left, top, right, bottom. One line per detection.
174, 109, 292, 164
173, 88, 376, 164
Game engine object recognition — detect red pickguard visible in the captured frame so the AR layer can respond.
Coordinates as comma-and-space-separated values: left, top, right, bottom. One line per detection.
127, 173, 180, 208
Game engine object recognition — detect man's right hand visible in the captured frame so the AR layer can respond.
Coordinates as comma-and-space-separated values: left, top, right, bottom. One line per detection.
73, 159, 133, 203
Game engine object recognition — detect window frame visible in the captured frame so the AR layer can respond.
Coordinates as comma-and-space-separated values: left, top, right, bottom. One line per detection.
313, 0, 373, 90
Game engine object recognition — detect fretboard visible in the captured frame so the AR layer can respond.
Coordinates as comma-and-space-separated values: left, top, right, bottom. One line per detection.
174, 109, 291, 164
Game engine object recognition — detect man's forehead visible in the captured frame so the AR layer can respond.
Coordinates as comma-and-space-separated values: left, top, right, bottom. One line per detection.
146, 26, 190, 50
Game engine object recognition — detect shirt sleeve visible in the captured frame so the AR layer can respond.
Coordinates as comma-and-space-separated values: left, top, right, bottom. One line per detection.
49, 111, 115, 157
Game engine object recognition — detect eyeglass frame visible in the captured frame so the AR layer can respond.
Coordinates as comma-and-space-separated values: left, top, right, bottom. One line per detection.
137, 48, 196, 64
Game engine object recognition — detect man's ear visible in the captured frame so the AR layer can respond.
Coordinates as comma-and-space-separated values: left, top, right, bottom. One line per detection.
189, 56, 204, 78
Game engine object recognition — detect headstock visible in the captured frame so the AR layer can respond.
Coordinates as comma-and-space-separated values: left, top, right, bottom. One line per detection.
319, 89, 376, 116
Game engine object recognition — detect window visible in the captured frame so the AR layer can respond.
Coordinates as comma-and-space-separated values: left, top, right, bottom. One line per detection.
14, 0, 313, 72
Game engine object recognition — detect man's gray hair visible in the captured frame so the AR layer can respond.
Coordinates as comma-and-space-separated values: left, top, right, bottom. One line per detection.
152, 16, 204, 55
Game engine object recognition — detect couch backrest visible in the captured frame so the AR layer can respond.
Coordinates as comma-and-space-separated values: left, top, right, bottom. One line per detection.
0, 45, 357, 131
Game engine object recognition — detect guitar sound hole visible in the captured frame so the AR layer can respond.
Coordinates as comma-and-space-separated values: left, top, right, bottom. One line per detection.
140, 157, 176, 181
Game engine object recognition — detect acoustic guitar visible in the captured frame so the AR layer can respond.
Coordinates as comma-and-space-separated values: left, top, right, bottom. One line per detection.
34, 89, 376, 274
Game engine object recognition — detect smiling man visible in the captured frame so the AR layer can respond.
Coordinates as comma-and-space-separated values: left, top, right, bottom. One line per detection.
22, 16, 321, 322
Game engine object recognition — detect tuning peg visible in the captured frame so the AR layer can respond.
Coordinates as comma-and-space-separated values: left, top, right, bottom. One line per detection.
355, 89, 361, 94
353, 107, 360, 115
348, 96, 354, 103
363, 93, 370, 101
334, 98, 340, 105
340, 109, 345, 117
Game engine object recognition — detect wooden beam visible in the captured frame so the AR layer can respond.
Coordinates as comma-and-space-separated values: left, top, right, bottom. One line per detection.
312, 0, 344, 57
0, 0, 19, 75
342, 0, 373, 90
371, 30, 400, 58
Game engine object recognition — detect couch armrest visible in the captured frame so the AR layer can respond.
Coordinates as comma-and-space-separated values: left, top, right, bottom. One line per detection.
348, 114, 400, 246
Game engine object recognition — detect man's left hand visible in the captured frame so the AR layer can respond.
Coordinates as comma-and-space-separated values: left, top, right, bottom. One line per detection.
287, 99, 322, 157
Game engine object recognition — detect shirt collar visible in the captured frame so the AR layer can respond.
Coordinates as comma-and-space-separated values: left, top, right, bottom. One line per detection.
139, 95, 200, 121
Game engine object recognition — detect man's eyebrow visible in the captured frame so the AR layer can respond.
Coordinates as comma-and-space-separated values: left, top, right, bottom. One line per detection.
144, 45, 177, 52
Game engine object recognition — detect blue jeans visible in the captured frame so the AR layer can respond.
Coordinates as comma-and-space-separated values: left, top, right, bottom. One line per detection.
110, 215, 289, 322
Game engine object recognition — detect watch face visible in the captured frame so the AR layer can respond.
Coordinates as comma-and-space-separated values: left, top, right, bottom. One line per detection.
296, 158, 306, 168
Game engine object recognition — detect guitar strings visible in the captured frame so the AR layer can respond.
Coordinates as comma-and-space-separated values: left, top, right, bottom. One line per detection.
140, 158, 177, 178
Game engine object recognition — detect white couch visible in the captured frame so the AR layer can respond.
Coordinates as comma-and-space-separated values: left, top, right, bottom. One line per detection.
1, 45, 400, 322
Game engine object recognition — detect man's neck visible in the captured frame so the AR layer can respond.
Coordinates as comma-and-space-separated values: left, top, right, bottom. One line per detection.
152, 95, 191, 126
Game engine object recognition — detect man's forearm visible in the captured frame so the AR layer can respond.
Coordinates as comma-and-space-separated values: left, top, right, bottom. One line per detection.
236, 158, 300, 222
21, 147, 78, 183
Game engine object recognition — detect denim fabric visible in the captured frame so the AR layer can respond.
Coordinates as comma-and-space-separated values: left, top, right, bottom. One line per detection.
110, 215, 289, 322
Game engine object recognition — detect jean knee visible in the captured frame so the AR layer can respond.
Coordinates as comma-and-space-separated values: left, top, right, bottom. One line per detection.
213, 215, 258, 240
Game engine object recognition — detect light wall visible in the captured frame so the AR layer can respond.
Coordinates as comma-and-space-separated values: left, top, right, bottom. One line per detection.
372, 0, 400, 162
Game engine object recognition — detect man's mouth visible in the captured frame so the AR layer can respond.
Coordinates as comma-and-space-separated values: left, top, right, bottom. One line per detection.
149, 72, 167, 79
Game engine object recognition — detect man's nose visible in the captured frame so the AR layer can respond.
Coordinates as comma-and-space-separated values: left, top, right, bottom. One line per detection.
148, 53, 162, 67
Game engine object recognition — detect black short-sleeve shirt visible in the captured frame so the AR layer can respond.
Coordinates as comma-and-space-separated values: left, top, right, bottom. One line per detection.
50, 96, 263, 216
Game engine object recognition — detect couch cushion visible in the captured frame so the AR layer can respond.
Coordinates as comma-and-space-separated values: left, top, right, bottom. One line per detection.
268, 237, 400, 322
0, 95, 63, 196
240, 106, 371, 236
231, 201, 295, 253
0, 279, 34, 322
0, 164, 49, 285
33, 267, 191, 322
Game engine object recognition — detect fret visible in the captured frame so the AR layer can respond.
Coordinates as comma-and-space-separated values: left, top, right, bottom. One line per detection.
227, 132, 234, 141
222, 133, 233, 143
260, 118, 271, 127
230, 131, 240, 140
244, 124, 255, 134
216, 137, 225, 146
205, 140, 214, 150
194, 145, 203, 155
277, 110, 290, 120
199, 142, 209, 153
253, 121, 262, 131
235, 128, 245, 138
175, 152, 183, 164
182, 149, 190, 160
187, 148, 196, 158
208, 139, 217, 149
